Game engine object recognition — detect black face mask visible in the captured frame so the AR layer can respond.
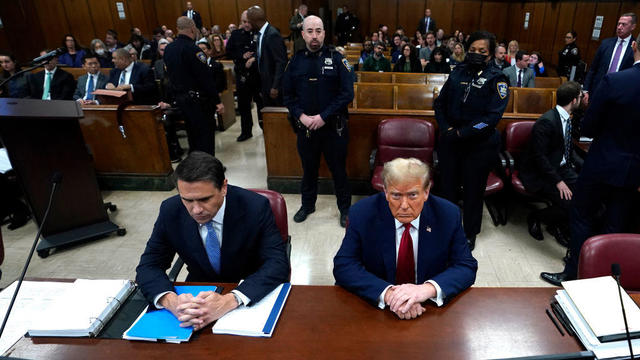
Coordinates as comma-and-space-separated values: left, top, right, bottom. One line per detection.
465, 52, 488, 70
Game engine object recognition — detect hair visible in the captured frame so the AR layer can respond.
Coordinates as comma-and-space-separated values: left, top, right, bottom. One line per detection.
382, 158, 431, 190
425, 31, 435, 38
568, 30, 577, 39
198, 39, 212, 49
177, 16, 196, 31
113, 47, 130, 59
299, 4, 307, 10
209, 34, 225, 55
174, 151, 226, 189
158, 38, 170, 46
375, 43, 386, 51
467, 30, 496, 55
507, 40, 519, 54
81, 53, 98, 64
515, 49, 528, 61
153, 27, 164, 36
129, 34, 144, 46
430, 47, 445, 62
90, 38, 106, 51
530, 51, 543, 62
106, 29, 118, 40
451, 42, 466, 62
621, 12, 637, 24
62, 34, 79, 49
556, 81, 582, 107
0, 51, 20, 73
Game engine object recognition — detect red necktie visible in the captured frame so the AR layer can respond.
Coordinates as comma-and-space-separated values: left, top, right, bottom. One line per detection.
396, 223, 415, 284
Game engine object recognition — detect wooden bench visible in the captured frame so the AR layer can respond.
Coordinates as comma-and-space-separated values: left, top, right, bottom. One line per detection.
534, 77, 566, 89
79, 105, 174, 190
356, 71, 449, 85
347, 43, 363, 49
32, 67, 111, 80
262, 107, 539, 194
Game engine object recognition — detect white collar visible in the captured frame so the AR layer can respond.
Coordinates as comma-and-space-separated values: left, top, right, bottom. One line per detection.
212, 196, 226, 225
394, 215, 421, 231
258, 21, 269, 35
123, 61, 135, 73
618, 34, 632, 43
634, 60, 640, 66
45, 67, 57, 75
555, 105, 570, 122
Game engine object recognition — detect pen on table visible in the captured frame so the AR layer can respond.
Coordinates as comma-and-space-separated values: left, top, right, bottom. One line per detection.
551, 302, 575, 337
546, 308, 564, 336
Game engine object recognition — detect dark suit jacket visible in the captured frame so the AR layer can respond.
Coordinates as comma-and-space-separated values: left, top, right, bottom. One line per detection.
183, 9, 202, 29
73, 72, 108, 100
333, 193, 477, 306
258, 23, 287, 99
135, 185, 290, 305
417, 16, 436, 34
27, 68, 76, 100
520, 108, 581, 192
107, 62, 157, 104
580, 63, 640, 189
584, 36, 635, 93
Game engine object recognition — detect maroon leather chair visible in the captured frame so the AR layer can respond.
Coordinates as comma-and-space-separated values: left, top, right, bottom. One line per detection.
484, 171, 505, 226
370, 118, 435, 191
578, 234, 640, 291
168, 188, 291, 282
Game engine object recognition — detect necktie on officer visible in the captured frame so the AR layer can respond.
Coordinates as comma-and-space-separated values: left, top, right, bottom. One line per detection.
86, 74, 95, 100
396, 223, 415, 285
205, 222, 221, 274
608, 39, 624, 73
42, 72, 52, 100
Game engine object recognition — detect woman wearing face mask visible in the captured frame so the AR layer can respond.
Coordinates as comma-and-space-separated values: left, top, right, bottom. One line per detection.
433, 30, 510, 251
89, 39, 114, 68
529, 51, 547, 77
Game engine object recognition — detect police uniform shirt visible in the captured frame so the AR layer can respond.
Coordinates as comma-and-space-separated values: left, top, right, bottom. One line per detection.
282, 46, 354, 122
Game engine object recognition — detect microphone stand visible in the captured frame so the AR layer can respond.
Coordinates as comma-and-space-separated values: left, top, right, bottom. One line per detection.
0, 173, 60, 338
612, 263, 635, 360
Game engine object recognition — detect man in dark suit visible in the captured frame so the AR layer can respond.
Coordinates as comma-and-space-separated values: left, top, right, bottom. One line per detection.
583, 13, 636, 104
106, 48, 157, 105
248, 5, 287, 106
541, 39, 640, 286
289, 4, 307, 53
520, 82, 584, 245
417, 8, 436, 35
334, 158, 477, 319
136, 152, 290, 330
26, 50, 75, 100
183, 1, 203, 30
73, 54, 108, 104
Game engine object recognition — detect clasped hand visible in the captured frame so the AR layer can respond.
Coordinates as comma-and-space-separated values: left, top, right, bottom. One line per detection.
299, 114, 325, 130
385, 283, 436, 320
163, 291, 237, 331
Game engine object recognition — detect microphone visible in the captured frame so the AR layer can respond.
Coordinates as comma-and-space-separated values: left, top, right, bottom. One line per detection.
0, 172, 62, 338
612, 263, 635, 360
31, 47, 66, 64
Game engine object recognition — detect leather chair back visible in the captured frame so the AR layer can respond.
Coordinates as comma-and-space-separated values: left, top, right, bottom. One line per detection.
505, 121, 535, 161
377, 118, 435, 165
578, 234, 640, 291
249, 189, 289, 245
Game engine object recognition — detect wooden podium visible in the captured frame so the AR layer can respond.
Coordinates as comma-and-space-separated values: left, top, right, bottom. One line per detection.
0, 98, 124, 257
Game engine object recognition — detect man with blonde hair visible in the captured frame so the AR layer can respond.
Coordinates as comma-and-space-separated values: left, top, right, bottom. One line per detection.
334, 158, 477, 319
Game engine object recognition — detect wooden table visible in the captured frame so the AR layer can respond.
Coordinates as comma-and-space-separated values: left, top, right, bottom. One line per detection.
7, 285, 627, 359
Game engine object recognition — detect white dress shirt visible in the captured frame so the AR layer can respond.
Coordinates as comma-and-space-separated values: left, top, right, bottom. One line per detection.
187, 9, 193, 19
153, 197, 250, 308
119, 61, 135, 92
42, 67, 57, 100
257, 21, 270, 60
608, 35, 632, 73
556, 105, 570, 166
377, 215, 444, 309
83, 73, 99, 101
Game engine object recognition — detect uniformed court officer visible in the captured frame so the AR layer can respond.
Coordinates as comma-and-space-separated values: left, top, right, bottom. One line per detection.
433, 30, 509, 250
164, 16, 224, 156
282, 15, 354, 227
558, 31, 581, 79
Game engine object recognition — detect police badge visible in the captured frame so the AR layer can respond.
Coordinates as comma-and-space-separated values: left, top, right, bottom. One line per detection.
324, 58, 333, 65
497, 82, 508, 100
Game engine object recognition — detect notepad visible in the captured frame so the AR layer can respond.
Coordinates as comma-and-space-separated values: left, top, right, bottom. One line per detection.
212, 283, 291, 337
122, 285, 218, 343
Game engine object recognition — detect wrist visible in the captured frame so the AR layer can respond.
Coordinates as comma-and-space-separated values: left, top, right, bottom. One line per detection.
224, 293, 240, 312
159, 292, 178, 311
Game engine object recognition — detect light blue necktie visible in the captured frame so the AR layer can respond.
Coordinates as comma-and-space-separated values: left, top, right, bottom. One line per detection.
42, 72, 52, 100
119, 70, 126, 86
86, 75, 95, 100
205, 222, 221, 274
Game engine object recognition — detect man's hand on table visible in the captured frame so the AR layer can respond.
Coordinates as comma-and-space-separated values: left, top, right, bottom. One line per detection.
385, 283, 436, 319
160, 291, 239, 330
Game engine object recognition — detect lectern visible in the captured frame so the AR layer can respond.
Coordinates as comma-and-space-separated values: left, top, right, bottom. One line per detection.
0, 98, 124, 257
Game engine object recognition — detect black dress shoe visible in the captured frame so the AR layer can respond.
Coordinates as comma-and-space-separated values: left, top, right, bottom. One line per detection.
547, 225, 569, 247
236, 133, 252, 142
527, 213, 544, 241
540, 271, 575, 286
293, 207, 315, 223
467, 235, 476, 251
340, 212, 348, 228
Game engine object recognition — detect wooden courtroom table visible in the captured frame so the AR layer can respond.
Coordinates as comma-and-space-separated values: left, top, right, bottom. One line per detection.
7, 285, 626, 359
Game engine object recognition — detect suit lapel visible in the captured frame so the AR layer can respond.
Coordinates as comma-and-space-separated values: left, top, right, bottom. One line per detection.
551, 108, 563, 145
180, 209, 216, 276
416, 199, 435, 283
375, 195, 397, 283
221, 186, 246, 273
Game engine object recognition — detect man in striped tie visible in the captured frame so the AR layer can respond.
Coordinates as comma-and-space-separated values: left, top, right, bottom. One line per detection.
333, 158, 477, 319
136, 152, 290, 330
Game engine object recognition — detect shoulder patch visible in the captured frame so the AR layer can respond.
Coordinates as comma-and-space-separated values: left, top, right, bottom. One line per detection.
342, 58, 351, 72
196, 51, 207, 64
571, 48, 578, 56
497, 82, 508, 100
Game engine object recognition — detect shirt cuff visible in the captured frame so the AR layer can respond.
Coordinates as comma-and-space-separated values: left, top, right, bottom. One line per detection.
231, 289, 250, 306
426, 280, 444, 307
377, 285, 393, 309
129, 84, 134, 93
153, 291, 173, 308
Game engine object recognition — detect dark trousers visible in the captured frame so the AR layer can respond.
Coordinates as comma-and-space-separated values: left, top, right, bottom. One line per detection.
177, 97, 215, 156
436, 133, 500, 238
261, 89, 283, 107
296, 126, 351, 213
563, 176, 636, 276
237, 76, 263, 136
533, 165, 578, 228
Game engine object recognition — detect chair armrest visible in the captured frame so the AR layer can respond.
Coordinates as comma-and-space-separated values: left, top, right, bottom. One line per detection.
432, 150, 439, 169
369, 148, 377, 171
503, 151, 515, 176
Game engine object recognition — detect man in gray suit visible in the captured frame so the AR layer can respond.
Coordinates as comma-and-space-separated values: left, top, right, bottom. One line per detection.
503, 50, 535, 88
73, 54, 108, 104
289, 4, 307, 54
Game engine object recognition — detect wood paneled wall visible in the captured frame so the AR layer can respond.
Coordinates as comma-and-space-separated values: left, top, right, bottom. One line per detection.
1, 0, 639, 67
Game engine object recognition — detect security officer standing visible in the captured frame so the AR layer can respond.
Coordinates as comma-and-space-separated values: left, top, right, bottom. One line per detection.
283, 15, 354, 227
163, 16, 224, 156
434, 31, 509, 250
226, 10, 263, 142
558, 31, 581, 79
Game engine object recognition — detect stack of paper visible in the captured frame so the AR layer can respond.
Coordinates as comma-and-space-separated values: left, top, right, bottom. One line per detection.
123, 285, 218, 343
556, 276, 640, 359
212, 283, 291, 337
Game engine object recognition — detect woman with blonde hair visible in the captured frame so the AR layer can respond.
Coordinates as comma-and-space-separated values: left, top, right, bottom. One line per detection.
449, 42, 465, 66
505, 40, 519, 66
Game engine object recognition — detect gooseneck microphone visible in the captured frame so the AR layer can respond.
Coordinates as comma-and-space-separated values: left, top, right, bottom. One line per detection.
0, 172, 62, 338
612, 263, 635, 360
30, 47, 66, 65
